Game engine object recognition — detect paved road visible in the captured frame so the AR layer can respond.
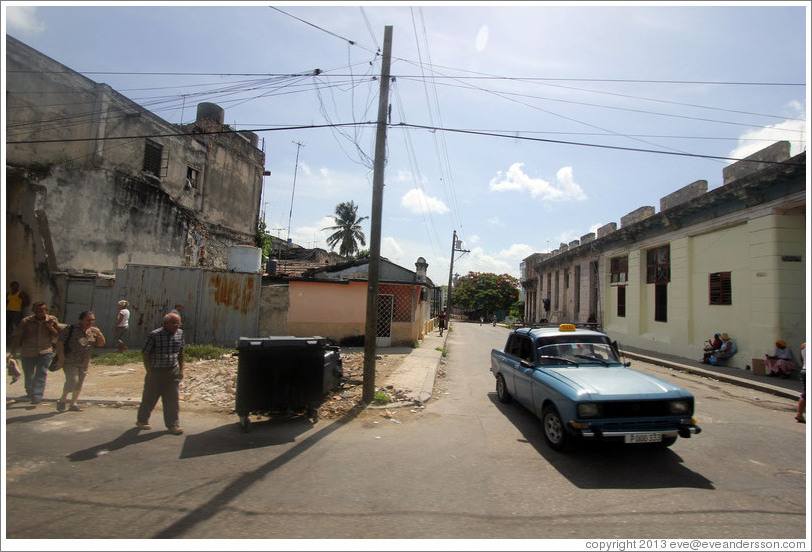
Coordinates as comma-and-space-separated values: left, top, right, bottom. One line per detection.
4, 321, 807, 541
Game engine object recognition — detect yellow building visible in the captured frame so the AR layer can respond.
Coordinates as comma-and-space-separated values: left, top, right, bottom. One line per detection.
523, 142, 806, 370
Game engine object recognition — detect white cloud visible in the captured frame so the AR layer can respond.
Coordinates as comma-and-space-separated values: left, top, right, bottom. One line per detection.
728, 104, 807, 161
382, 236, 405, 258
489, 163, 587, 201
497, 243, 535, 261
6, 7, 46, 34
468, 235, 480, 244
457, 247, 518, 279
400, 188, 450, 215
487, 216, 504, 227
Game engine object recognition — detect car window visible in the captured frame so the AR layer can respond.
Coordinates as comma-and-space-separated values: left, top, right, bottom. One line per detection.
536, 341, 619, 366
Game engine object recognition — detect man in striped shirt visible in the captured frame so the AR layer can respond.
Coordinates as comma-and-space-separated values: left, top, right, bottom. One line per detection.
136, 312, 185, 435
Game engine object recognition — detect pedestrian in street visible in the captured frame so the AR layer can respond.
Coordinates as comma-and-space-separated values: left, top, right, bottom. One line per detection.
795, 343, 806, 424
136, 312, 185, 435
765, 339, 798, 378
112, 300, 130, 353
6, 281, 30, 337
169, 303, 183, 318
55, 311, 106, 412
9, 301, 61, 404
438, 311, 447, 337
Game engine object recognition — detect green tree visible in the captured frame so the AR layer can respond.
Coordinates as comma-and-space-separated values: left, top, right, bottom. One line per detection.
450, 272, 520, 318
323, 201, 369, 257
509, 300, 525, 319
255, 218, 273, 259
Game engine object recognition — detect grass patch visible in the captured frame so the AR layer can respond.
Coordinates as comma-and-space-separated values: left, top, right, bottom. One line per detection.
92, 345, 235, 366
435, 347, 447, 357
373, 390, 390, 405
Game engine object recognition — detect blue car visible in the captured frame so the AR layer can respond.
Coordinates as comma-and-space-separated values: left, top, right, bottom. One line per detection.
490, 324, 701, 451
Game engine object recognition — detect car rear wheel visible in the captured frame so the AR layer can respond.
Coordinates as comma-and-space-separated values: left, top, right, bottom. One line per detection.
542, 404, 570, 452
495, 374, 511, 403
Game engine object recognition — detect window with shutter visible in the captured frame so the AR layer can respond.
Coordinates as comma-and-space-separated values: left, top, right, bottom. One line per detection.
709, 272, 732, 305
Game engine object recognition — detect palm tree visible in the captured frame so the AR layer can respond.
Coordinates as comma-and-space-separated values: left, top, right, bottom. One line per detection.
323, 201, 369, 257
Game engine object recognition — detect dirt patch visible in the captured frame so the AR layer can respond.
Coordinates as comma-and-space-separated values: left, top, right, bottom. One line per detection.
79, 351, 410, 420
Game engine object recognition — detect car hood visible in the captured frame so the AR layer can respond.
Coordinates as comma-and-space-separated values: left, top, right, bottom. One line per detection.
545, 366, 689, 400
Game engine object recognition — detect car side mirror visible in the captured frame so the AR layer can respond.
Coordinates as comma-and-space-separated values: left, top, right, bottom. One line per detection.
520, 359, 534, 369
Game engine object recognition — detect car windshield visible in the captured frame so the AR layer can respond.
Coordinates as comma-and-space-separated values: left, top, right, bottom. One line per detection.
536, 338, 620, 366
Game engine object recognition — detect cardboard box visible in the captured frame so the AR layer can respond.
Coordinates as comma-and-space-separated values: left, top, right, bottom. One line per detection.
751, 358, 766, 376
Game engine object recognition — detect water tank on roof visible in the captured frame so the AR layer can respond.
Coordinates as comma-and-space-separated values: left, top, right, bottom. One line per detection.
228, 245, 262, 273
196, 102, 224, 125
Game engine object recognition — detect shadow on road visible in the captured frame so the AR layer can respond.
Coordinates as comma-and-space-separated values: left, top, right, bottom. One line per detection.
152, 404, 365, 538
487, 393, 714, 490
179, 415, 313, 459
67, 428, 167, 462
5, 407, 62, 424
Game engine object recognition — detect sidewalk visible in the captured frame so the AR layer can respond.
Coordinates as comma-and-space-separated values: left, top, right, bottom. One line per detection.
379, 327, 449, 406
622, 346, 803, 401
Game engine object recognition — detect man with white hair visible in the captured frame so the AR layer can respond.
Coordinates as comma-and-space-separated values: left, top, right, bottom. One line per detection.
136, 312, 185, 435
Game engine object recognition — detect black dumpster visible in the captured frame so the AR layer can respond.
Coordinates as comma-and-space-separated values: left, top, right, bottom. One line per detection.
235, 336, 343, 431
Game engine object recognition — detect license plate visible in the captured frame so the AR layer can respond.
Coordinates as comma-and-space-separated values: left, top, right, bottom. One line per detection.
625, 433, 662, 443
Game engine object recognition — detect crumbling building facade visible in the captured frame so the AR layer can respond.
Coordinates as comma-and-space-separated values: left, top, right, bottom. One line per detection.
5, 35, 266, 314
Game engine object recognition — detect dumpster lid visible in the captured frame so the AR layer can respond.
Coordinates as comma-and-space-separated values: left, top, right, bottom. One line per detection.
237, 336, 330, 349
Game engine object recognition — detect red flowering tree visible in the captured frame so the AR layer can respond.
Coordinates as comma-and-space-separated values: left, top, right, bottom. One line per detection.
450, 272, 520, 318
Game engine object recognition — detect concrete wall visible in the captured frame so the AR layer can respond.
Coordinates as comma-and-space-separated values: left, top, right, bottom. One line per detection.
286, 280, 368, 341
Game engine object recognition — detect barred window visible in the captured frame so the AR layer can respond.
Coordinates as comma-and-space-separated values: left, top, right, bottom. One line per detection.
610, 256, 628, 284
709, 272, 732, 305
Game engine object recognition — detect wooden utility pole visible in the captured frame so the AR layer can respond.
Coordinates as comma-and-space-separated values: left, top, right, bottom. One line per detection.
362, 25, 393, 404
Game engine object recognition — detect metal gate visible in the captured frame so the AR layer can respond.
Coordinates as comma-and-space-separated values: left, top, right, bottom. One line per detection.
376, 294, 394, 347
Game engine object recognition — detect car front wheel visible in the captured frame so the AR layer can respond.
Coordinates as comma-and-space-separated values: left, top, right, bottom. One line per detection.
495, 374, 512, 404
542, 404, 571, 452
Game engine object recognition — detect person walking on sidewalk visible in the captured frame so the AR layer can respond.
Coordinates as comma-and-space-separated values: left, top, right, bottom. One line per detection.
9, 301, 60, 404
112, 300, 130, 353
136, 312, 185, 435
438, 311, 447, 337
55, 311, 106, 412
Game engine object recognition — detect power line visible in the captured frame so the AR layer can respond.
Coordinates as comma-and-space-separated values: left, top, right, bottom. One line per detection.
393, 123, 806, 166
7, 121, 805, 168
9, 68, 804, 87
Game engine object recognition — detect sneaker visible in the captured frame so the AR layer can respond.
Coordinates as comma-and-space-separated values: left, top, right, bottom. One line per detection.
167, 426, 184, 435
136, 422, 152, 430
56, 400, 67, 412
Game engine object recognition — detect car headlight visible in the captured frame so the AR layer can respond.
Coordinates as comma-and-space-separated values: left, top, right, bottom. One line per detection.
577, 403, 600, 418
669, 400, 690, 415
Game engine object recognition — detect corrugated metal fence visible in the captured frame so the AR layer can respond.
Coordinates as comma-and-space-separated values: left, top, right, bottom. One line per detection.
64, 265, 260, 349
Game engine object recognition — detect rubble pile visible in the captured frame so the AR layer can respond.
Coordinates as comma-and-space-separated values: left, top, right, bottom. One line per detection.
177, 351, 407, 418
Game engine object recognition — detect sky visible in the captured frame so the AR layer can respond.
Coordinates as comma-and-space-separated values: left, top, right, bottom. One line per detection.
3, 1, 809, 287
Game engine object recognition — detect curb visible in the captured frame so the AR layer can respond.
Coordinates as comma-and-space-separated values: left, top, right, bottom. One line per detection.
624, 351, 800, 401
